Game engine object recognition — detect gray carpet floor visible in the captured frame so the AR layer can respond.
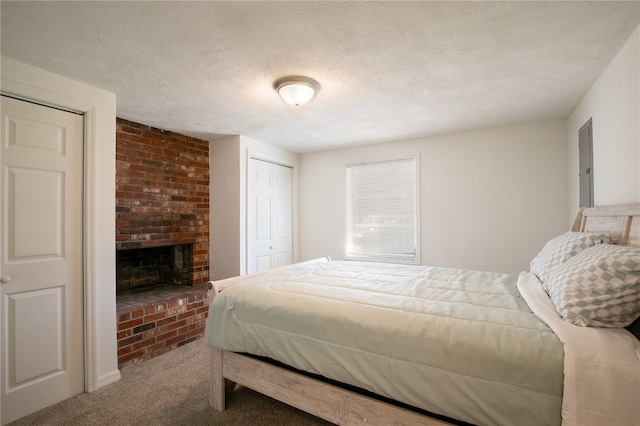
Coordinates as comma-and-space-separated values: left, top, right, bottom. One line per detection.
9, 339, 332, 425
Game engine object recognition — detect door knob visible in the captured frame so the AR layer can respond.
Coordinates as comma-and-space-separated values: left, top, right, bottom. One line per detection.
0, 276, 11, 284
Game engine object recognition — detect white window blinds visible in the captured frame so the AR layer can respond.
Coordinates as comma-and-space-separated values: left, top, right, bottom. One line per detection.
346, 158, 418, 263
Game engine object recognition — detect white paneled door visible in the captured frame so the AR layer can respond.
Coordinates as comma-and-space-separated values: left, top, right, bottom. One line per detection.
247, 158, 292, 273
1, 96, 84, 424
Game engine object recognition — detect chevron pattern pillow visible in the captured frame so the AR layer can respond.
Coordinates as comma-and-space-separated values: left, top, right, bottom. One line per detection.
543, 244, 640, 328
530, 232, 610, 283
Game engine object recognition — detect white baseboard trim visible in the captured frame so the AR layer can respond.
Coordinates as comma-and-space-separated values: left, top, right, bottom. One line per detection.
95, 370, 121, 390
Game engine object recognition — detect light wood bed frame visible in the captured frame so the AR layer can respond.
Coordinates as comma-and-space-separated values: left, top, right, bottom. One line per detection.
206, 202, 640, 425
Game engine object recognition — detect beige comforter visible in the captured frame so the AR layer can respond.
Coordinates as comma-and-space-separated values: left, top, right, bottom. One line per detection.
205, 260, 564, 425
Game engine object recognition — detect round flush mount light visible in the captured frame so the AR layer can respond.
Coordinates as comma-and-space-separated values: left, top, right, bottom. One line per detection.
274, 76, 321, 106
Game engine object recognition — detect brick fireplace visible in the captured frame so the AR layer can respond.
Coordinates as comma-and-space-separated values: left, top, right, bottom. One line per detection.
115, 118, 209, 285
115, 118, 210, 367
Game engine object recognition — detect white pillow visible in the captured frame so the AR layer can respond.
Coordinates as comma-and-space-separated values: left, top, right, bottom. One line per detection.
530, 231, 610, 283
543, 244, 640, 328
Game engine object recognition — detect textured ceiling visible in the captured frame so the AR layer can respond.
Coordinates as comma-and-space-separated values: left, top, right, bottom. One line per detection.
1, 1, 639, 153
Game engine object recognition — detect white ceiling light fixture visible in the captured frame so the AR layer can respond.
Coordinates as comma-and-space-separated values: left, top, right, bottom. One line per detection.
274, 76, 321, 106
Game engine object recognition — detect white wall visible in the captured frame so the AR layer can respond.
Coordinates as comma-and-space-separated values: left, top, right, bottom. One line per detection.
210, 135, 298, 280
567, 26, 640, 221
299, 120, 568, 273
210, 136, 242, 281
0, 57, 119, 391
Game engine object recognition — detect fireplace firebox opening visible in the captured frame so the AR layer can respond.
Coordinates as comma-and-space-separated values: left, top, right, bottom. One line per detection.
116, 244, 194, 292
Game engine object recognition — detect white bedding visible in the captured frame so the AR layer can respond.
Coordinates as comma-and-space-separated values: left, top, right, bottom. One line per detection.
518, 272, 640, 426
207, 260, 564, 425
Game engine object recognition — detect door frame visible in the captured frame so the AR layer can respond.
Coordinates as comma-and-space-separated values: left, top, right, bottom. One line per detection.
1, 57, 119, 420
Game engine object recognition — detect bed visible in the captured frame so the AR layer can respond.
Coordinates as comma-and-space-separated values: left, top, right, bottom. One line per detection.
204, 203, 640, 425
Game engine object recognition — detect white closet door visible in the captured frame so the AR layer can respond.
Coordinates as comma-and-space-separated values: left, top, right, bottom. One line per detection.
247, 158, 292, 273
1, 96, 84, 424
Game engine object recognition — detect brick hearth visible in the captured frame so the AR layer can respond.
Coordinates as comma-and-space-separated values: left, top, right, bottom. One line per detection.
116, 284, 210, 368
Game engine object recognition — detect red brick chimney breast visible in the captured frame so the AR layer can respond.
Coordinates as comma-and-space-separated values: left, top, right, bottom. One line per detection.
115, 118, 209, 286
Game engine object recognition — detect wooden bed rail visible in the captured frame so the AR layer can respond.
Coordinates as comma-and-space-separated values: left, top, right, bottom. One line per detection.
208, 348, 449, 425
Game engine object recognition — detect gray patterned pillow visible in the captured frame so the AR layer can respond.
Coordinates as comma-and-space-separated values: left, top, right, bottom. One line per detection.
543, 244, 640, 328
530, 232, 610, 282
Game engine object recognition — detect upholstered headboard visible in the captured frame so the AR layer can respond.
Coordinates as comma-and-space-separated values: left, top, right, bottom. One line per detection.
571, 203, 640, 247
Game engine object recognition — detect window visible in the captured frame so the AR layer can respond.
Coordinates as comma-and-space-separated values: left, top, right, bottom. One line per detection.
346, 158, 419, 264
